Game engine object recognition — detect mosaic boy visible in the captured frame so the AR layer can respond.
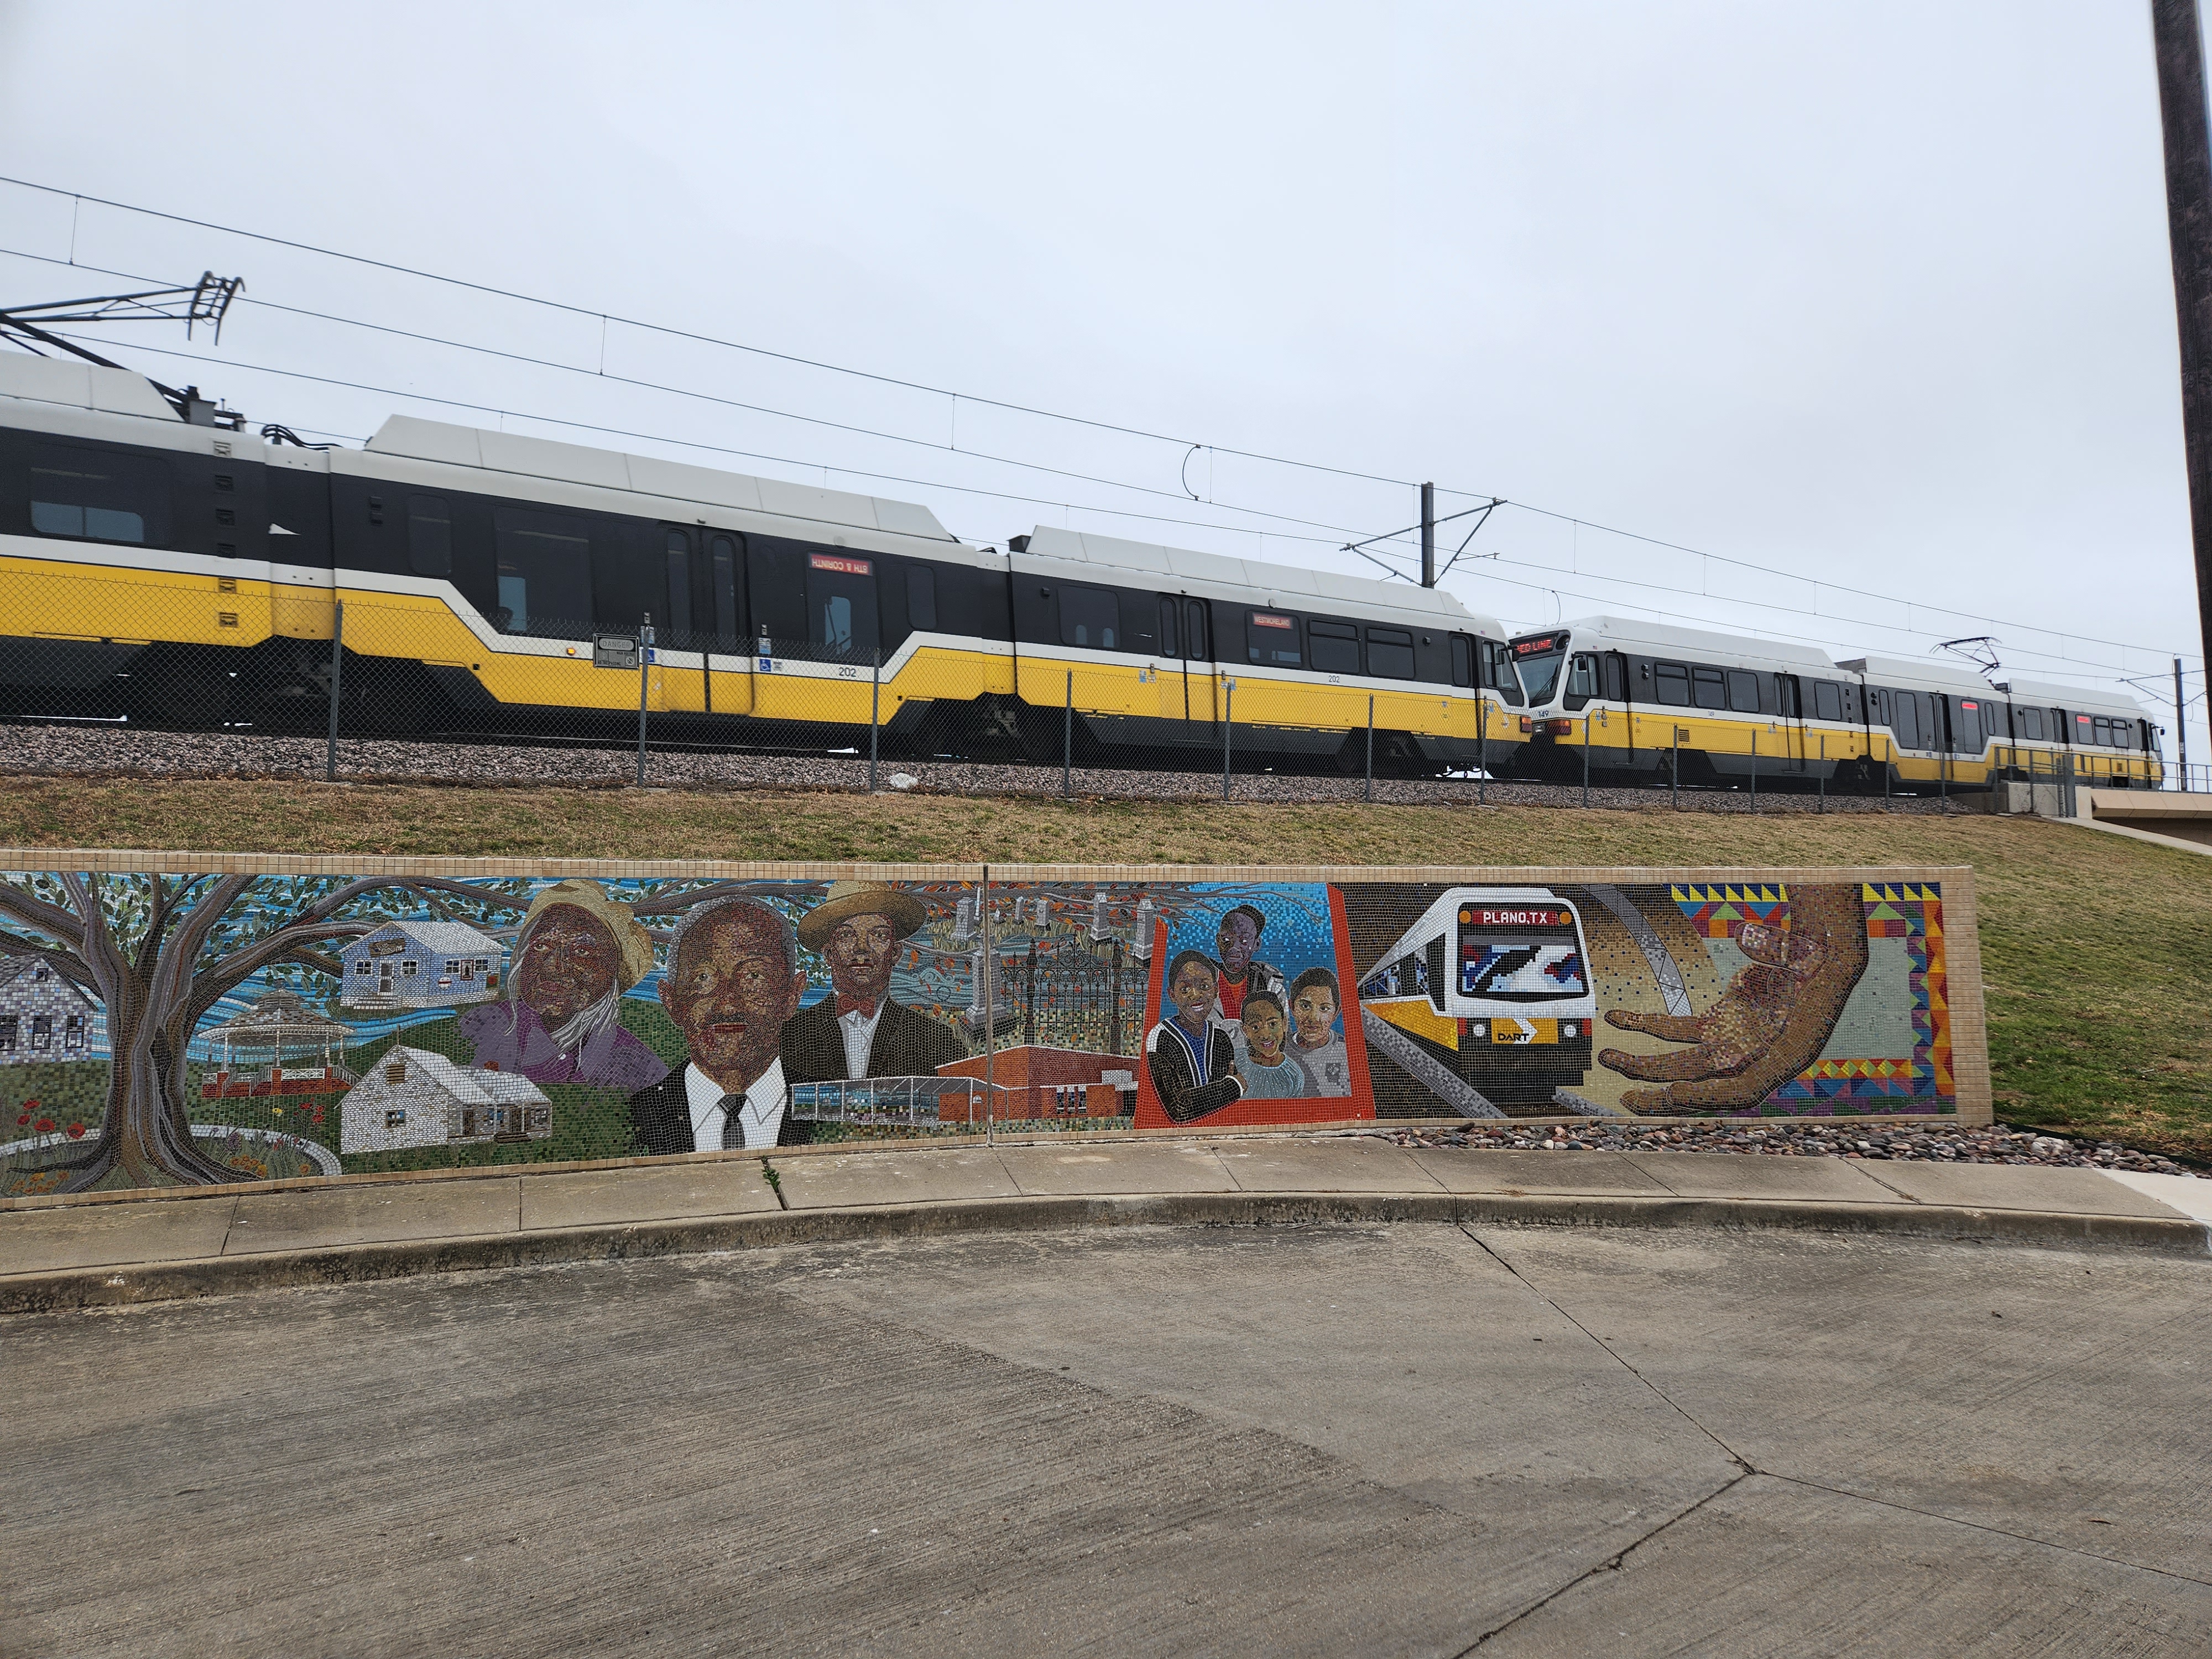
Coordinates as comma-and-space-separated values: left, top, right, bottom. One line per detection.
1146, 950, 1245, 1123
1287, 966, 1350, 1097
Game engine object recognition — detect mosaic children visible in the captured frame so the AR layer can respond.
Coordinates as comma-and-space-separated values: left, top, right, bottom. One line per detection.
1235, 989, 1308, 1099
1287, 966, 1350, 1097
1145, 950, 1245, 1123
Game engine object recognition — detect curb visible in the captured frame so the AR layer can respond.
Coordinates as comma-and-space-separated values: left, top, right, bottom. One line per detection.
2, 1190, 2204, 1314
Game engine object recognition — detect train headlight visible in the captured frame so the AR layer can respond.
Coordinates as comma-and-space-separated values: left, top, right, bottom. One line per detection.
1519, 716, 1533, 733
1468, 1021, 1488, 1039
1562, 1022, 1578, 1037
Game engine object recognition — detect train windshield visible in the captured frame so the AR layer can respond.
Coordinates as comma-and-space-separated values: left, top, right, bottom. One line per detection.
1510, 632, 1569, 706
1457, 900, 1585, 1003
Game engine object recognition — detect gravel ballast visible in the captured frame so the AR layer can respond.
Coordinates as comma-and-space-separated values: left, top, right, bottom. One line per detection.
2, 723, 1976, 812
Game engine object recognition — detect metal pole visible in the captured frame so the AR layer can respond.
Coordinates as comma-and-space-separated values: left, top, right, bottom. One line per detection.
2177, 656, 2189, 789
325, 597, 343, 784
1884, 740, 1892, 811
1671, 724, 1680, 811
1063, 669, 1073, 799
636, 613, 653, 787
1478, 712, 1488, 805
869, 645, 881, 792
1750, 729, 1757, 813
1109, 938, 1123, 1057
1818, 733, 1826, 813
981, 868, 994, 1146
2151, 0, 2212, 699
1420, 481, 1436, 588
1364, 694, 1374, 803
1221, 676, 1234, 800
1582, 713, 1591, 808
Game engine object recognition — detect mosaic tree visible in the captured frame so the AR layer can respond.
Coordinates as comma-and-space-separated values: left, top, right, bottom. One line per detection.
0, 870, 539, 1191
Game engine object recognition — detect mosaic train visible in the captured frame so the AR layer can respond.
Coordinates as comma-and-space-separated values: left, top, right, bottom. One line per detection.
0, 865, 1974, 1195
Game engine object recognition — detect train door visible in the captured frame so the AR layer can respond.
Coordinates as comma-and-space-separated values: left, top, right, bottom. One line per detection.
1776, 674, 1808, 775
1605, 652, 1632, 759
659, 526, 749, 715
1181, 597, 1217, 727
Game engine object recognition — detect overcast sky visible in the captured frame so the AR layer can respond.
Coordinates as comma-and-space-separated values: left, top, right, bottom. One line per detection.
2, 2, 2205, 753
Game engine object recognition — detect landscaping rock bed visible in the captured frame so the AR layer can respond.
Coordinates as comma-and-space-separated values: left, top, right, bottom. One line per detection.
1370, 1120, 2199, 1175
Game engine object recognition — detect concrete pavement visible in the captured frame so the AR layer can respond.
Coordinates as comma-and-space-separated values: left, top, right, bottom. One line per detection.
1, 1136, 2204, 1312
0, 1219, 2203, 1656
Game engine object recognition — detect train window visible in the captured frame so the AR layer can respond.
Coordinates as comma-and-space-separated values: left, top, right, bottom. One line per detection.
1155, 597, 1179, 659
710, 535, 742, 651
1692, 666, 1726, 709
1060, 585, 1119, 649
408, 495, 453, 578
28, 443, 167, 545
1367, 626, 1416, 679
2017, 707, 2044, 740
1776, 677, 1800, 718
906, 566, 937, 633
663, 530, 694, 645
2067, 711, 2086, 745
1603, 654, 1625, 701
807, 551, 877, 660
1954, 698, 1981, 752
1562, 654, 1599, 711
1482, 640, 1526, 705
1655, 662, 1691, 706
1891, 691, 1922, 749
1185, 599, 1210, 661
1725, 670, 1759, 712
492, 507, 593, 637
1450, 635, 1474, 688
2092, 716, 2112, 747
1813, 681, 1842, 722
1247, 611, 1301, 667
1311, 619, 1359, 674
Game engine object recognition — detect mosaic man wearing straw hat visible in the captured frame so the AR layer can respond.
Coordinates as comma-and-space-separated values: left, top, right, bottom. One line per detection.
785, 881, 965, 1083
460, 880, 668, 1092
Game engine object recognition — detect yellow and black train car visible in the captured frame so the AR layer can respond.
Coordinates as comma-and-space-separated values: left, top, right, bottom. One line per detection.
0, 355, 1531, 772
1507, 615, 2163, 791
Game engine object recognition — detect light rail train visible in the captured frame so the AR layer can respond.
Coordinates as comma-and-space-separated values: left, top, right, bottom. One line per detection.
0, 352, 2162, 788
1506, 615, 2162, 791
0, 354, 1530, 774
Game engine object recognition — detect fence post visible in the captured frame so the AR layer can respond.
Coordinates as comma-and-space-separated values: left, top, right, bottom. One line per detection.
1750, 729, 1757, 813
325, 597, 344, 784
1221, 676, 1235, 801
869, 645, 881, 793
1478, 710, 1488, 806
981, 867, 994, 1146
1818, 733, 1826, 813
1671, 724, 1680, 811
1063, 669, 1073, 799
1940, 749, 1948, 805
1884, 742, 1892, 811
635, 613, 654, 787
1364, 695, 1375, 804
1582, 713, 1591, 807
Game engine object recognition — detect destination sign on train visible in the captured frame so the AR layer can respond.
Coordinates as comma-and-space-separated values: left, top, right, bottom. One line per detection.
1460, 906, 1569, 928
1512, 635, 1563, 656
808, 553, 874, 576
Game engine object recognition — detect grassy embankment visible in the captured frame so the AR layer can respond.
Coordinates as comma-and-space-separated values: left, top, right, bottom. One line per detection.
2, 778, 2206, 1164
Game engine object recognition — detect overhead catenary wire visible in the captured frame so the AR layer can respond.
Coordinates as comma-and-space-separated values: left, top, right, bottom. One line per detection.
2, 208, 2200, 688
43, 323, 2194, 690
3, 178, 2194, 671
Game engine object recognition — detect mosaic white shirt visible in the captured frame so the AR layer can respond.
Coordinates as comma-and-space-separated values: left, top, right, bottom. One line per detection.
682, 1058, 789, 1150
836, 1001, 885, 1080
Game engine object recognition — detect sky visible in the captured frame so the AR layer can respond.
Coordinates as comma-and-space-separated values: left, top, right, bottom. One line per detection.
1, 1, 2205, 759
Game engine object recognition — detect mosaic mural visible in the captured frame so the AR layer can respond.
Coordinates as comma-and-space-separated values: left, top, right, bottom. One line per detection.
0, 865, 1979, 1195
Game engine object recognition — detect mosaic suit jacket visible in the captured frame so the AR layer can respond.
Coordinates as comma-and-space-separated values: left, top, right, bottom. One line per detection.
1145, 1019, 1245, 1124
625, 1073, 818, 1154
782, 997, 966, 1084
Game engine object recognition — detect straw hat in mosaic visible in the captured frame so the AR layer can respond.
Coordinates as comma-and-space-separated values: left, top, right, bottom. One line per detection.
795, 880, 929, 952
520, 879, 658, 989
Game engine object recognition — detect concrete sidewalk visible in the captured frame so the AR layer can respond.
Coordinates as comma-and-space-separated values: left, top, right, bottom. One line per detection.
2, 1135, 2204, 1312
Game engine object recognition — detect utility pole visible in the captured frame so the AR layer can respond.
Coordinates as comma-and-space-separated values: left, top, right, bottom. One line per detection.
2179, 655, 2192, 786
1420, 481, 1436, 587
2152, 0, 2212, 691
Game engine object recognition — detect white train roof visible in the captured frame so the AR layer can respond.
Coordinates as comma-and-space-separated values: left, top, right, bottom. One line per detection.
0, 353, 190, 423
1019, 526, 1507, 637
1998, 676, 2150, 718
1833, 655, 2005, 696
1537, 615, 1839, 672
366, 416, 956, 542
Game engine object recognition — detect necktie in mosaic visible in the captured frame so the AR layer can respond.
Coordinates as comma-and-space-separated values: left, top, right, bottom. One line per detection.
719, 1094, 746, 1150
